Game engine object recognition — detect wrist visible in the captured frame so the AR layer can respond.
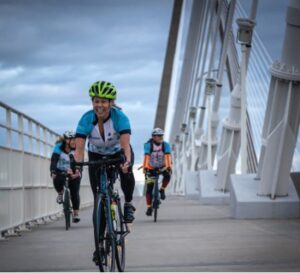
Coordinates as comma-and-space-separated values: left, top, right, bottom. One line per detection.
75, 166, 83, 172
126, 161, 131, 167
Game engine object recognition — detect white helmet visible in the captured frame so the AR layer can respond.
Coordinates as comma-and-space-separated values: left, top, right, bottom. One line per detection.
152, 128, 164, 136
63, 131, 76, 139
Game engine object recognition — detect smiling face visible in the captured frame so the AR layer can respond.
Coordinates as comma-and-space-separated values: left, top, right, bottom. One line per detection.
92, 97, 113, 120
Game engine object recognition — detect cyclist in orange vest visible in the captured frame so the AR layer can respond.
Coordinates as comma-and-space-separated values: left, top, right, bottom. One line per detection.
143, 128, 172, 216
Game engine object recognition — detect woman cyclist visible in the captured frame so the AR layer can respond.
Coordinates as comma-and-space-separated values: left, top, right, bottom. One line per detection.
50, 131, 81, 223
73, 81, 136, 219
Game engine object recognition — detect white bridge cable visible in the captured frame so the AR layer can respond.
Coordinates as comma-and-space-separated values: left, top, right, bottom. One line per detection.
189, 1, 213, 109
192, 1, 215, 111
236, 0, 300, 171
184, 2, 210, 124
234, 1, 269, 158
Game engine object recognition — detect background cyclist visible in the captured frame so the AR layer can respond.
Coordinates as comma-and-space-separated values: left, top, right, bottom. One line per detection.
50, 131, 81, 223
143, 128, 172, 216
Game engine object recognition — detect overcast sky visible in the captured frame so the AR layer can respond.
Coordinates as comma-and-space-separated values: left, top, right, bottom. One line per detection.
0, 0, 289, 164
0, 0, 173, 163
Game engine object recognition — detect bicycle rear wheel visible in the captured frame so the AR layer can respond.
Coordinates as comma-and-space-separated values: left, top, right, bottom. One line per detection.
114, 199, 126, 271
93, 195, 116, 272
63, 189, 71, 230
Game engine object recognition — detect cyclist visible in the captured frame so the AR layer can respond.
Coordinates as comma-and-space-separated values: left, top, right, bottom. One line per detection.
73, 81, 136, 224
50, 131, 81, 223
143, 128, 172, 216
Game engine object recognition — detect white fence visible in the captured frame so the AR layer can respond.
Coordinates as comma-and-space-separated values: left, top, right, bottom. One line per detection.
0, 101, 93, 237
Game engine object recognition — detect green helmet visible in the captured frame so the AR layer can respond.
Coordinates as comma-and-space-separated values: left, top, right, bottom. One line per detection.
89, 81, 117, 100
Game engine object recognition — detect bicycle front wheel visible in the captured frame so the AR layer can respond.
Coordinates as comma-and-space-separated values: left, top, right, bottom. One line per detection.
153, 200, 158, 222
93, 195, 116, 272
114, 200, 126, 272
153, 181, 159, 223
103, 232, 116, 272
63, 190, 71, 230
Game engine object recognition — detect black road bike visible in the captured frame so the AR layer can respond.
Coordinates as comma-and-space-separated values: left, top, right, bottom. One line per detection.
70, 154, 130, 272
60, 172, 72, 230
150, 168, 165, 223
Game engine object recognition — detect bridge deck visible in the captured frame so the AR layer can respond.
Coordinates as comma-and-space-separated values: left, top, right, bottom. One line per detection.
1, 195, 300, 271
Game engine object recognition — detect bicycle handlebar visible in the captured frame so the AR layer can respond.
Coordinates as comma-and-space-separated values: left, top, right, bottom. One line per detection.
147, 167, 168, 176
69, 153, 126, 173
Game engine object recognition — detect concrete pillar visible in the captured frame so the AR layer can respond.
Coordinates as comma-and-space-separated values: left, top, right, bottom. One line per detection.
176, 124, 188, 194
230, 0, 300, 219
169, 0, 207, 142
196, 0, 224, 133
215, 83, 241, 191
197, 0, 236, 170
186, 106, 197, 171
257, 0, 300, 198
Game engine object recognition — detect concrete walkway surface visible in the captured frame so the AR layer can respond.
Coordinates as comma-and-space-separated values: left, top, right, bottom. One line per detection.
1, 195, 300, 271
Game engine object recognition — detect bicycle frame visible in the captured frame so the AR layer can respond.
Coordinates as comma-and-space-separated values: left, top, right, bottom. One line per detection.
99, 166, 129, 238
98, 165, 115, 239
70, 153, 129, 271
149, 168, 164, 222
59, 172, 72, 230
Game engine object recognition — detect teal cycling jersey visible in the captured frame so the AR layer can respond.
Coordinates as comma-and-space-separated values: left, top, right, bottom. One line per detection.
51, 143, 74, 171
76, 107, 131, 155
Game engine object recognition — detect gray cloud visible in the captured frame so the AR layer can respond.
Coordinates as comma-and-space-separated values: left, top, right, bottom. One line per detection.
0, 0, 173, 163
1, 0, 289, 164
0, 0, 171, 68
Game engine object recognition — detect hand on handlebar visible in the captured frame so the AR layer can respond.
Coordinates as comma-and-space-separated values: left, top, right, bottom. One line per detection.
120, 161, 131, 174
67, 168, 81, 179
51, 171, 56, 179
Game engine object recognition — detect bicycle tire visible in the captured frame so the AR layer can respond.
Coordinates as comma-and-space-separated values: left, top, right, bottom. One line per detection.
114, 199, 126, 272
93, 195, 105, 272
103, 232, 116, 272
154, 203, 158, 222
63, 189, 71, 230
93, 195, 116, 272
153, 179, 159, 223
104, 197, 116, 272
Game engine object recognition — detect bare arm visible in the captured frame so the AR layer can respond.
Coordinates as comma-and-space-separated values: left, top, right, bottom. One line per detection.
120, 133, 131, 173
120, 133, 131, 162
74, 137, 86, 162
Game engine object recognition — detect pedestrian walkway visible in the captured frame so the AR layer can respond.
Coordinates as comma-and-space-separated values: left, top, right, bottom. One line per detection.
1, 195, 300, 271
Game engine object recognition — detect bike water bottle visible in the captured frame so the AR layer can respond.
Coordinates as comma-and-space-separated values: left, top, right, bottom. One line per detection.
111, 201, 117, 220
111, 201, 117, 231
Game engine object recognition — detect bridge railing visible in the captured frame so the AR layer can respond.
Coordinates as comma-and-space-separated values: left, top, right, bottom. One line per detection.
0, 101, 93, 237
